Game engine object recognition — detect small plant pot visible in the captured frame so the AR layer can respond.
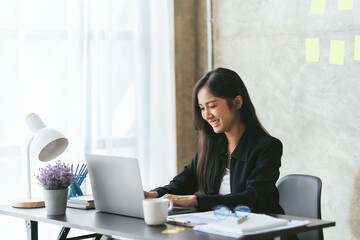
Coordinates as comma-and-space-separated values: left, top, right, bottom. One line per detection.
43, 188, 69, 215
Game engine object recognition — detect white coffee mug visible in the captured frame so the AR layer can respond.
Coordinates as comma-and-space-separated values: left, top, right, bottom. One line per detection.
142, 198, 173, 225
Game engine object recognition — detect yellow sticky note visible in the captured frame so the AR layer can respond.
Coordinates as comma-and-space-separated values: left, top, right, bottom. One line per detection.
330, 40, 345, 65
311, 0, 326, 15
306, 38, 320, 62
354, 36, 360, 61
162, 228, 185, 234
338, 0, 353, 10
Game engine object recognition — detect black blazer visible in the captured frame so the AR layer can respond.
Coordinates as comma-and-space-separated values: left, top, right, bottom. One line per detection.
152, 129, 284, 214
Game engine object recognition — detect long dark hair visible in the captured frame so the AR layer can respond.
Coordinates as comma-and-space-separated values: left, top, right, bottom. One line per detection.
192, 67, 268, 194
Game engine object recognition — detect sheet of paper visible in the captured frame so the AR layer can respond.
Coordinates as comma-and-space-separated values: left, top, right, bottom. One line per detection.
311, 0, 326, 15
170, 211, 311, 239
168, 211, 219, 225
194, 220, 311, 238
338, 0, 353, 10
330, 40, 345, 65
207, 213, 288, 233
354, 36, 360, 61
306, 38, 320, 62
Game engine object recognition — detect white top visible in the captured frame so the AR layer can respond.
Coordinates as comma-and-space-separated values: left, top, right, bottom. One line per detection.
219, 168, 231, 195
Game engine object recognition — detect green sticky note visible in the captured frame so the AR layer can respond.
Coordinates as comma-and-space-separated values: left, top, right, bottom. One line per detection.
311, 0, 326, 15
338, 0, 353, 10
354, 36, 360, 61
330, 40, 345, 65
306, 38, 320, 62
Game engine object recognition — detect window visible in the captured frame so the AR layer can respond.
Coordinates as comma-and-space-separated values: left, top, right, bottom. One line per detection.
0, 0, 175, 238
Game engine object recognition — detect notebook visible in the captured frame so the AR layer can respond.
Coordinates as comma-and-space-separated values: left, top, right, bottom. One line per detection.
85, 154, 145, 218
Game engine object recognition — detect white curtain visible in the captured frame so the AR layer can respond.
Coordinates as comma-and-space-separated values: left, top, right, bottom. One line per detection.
0, 0, 175, 238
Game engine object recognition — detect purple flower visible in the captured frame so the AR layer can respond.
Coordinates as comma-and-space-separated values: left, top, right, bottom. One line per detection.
35, 160, 75, 190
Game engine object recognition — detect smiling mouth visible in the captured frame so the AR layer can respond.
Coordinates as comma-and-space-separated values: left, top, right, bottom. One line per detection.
209, 119, 220, 127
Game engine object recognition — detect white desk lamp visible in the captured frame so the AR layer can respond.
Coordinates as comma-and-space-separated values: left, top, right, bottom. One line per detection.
12, 113, 69, 208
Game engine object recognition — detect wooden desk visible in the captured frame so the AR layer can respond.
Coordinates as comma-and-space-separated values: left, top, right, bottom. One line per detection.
0, 205, 335, 240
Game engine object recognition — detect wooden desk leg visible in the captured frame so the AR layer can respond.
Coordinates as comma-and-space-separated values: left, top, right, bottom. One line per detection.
25, 220, 38, 240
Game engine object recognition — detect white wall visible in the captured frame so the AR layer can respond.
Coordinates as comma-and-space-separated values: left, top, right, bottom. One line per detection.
213, 1, 360, 239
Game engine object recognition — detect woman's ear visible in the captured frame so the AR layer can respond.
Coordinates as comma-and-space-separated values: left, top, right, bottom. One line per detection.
233, 95, 243, 110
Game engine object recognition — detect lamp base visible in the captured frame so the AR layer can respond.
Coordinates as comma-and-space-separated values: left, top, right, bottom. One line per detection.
12, 198, 45, 208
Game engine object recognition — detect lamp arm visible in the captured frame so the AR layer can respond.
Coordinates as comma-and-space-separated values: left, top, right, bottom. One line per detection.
27, 135, 34, 199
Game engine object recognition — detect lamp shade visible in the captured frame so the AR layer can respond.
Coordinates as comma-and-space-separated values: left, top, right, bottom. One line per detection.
26, 113, 69, 162
32, 128, 69, 162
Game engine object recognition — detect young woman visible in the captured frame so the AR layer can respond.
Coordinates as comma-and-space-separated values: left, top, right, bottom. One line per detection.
144, 67, 284, 214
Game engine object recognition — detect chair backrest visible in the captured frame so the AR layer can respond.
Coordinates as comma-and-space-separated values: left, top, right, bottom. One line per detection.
276, 174, 323, 240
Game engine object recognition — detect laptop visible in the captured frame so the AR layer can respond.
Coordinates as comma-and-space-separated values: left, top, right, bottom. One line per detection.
85, 154, 145, 218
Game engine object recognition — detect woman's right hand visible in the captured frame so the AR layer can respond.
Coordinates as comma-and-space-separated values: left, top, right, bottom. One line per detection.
144, 191, 159, 199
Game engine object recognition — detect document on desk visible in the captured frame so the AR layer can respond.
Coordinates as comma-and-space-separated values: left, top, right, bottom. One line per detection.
193, 212, 310, 238
168, 211, 310, 238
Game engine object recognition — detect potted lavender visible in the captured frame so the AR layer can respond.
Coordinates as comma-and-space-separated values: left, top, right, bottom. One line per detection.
35, 160, 75, 215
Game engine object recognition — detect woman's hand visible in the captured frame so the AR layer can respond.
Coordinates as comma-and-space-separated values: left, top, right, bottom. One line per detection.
161, 194, 198, 207
144, 191, 159, 199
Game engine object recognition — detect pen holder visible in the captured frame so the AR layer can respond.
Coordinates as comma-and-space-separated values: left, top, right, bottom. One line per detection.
68, 176, 85, 199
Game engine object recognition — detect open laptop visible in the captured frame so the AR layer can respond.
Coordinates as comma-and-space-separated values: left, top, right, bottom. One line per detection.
85, 154, 145, 218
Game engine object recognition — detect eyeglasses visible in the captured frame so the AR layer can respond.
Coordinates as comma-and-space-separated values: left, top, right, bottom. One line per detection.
213, 205, 251, 220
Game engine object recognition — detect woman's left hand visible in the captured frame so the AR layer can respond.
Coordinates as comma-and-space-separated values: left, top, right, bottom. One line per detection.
161, 194, 198, 207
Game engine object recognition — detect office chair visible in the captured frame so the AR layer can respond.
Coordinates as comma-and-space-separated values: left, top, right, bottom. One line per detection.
276, 174, 323, 240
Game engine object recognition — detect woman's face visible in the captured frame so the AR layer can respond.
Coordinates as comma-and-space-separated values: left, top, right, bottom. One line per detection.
197, 86, 241, 134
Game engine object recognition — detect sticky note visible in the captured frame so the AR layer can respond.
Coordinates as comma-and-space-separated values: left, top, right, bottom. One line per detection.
162, 228, 185, 234
338, 0, 353, 10
330, 40, 345, 65
311, 0, 326, 15
354, 36, 360, 61
306, 38, 320, 62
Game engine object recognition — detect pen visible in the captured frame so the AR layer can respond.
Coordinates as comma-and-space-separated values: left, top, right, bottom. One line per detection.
78, 163, 85, 176
75, 164, 79, 176
167, 219, 195, 228
237, 215, 248, 224
79, 169, 88, 185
